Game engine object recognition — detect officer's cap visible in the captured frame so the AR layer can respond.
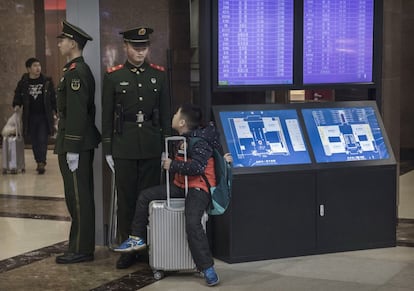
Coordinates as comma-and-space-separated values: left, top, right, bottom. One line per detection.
57, 20, 93, 47
120, 27, 153, 47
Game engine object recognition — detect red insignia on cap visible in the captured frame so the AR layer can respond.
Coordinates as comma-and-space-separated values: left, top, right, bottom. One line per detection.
107, 64, 124, 73
69, 63, 77, 70
150, 63, 165, 72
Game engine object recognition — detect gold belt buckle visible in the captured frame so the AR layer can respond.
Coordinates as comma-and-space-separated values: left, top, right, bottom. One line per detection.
136, 113, 144, 123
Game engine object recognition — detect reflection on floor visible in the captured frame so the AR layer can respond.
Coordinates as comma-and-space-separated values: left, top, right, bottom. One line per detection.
1, 149, 414, 290
397, 219, 414, 247
0, 195, 69, 221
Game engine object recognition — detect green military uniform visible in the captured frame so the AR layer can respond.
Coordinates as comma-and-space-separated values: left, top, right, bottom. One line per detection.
102, 28, 171, 242
55, 21, 101, 257
102, 61, 171, 241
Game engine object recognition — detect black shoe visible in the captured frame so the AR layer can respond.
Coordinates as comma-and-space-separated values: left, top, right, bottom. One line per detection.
116, 253, 139, 269
37, 162, 46, 174
56, 252, 94, 264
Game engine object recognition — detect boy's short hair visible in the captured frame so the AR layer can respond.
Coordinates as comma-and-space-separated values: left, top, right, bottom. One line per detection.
178, 103, 203, 130
25, 57, 40, 68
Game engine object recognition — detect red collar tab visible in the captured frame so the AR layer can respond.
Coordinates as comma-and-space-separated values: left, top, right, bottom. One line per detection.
150, 63, 165, 72
107, 64, 124, 73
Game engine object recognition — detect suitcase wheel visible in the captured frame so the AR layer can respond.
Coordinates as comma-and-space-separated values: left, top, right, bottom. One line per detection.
153, 270, 164, 280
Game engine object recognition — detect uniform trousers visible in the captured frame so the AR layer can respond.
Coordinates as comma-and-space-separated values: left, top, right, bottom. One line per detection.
58, 150, 95, 254
131, 184, 214, 271
29, 114, 49, 163
114, 158, 160, 242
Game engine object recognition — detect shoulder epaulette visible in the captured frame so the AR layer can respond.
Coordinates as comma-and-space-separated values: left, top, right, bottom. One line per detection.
69, 63, 77, 70
107, 64, 124, 73
150, 63, 165, 72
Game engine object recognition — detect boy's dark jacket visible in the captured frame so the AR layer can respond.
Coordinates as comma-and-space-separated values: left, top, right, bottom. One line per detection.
170, 123, 223, 177
12, 73, 57, 137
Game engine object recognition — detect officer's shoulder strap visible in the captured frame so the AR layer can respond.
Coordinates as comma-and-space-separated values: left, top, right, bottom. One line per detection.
150, 63, 165, 72
107, 64, 124, 73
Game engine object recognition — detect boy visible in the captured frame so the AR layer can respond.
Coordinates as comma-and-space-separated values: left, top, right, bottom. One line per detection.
114, 103, 223, 286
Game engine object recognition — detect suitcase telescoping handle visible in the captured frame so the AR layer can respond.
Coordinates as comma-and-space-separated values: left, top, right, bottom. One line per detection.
165, 136, 188, 208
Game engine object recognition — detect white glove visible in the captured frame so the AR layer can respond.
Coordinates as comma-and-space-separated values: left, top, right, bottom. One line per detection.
105, 155, 115, 173
66, 152, 79, 172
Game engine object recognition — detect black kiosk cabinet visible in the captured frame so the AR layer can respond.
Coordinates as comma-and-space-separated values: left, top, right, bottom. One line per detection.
211, 102, 397, 263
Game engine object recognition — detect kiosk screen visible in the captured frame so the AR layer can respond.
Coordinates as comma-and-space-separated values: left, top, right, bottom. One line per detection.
302, 106, 389, 163
219, 110, 311, 167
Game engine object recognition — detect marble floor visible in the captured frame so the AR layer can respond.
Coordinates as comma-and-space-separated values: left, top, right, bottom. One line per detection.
1, 149, 414, 290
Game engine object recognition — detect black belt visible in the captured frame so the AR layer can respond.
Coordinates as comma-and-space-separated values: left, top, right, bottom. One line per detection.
124, 112, 152, 123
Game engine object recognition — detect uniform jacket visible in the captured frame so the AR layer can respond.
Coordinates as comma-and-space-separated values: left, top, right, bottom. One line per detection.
54, 56, 101, 154
171, 124, 223, 193
102, 61, 171, 159
12, 73, 57, 137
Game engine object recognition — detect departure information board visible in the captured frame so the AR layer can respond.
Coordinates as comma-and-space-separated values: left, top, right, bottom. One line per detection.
219, 110, 311, 167
302, 107, 389, 163
218, 0, 294, 86
303, 0, 374, 84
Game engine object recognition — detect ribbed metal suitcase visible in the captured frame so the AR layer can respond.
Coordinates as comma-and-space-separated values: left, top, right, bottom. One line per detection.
147, 136, 207, 280
2, 118, 25, 175
3, 135, 25, 174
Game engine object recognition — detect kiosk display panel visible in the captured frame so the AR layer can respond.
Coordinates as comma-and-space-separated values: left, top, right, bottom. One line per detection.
302, 106, 389, 163
218, 109, 311, 167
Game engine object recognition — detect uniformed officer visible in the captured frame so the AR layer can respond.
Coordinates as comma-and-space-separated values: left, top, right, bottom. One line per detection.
54, 20, 101, 264
102, 27, 171, 269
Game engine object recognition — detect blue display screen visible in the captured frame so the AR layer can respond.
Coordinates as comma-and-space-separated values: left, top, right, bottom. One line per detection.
219, 110, 311, 167
218, 0, 294, 86
302, 107, 389, 163
303, 0, 374, 84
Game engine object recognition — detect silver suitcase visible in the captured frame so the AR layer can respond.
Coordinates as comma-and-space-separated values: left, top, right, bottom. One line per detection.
148, 136, 207, 280
2, 114, 25, 174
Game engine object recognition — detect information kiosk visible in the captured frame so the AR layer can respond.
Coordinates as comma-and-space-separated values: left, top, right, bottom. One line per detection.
211, 101, 397, 263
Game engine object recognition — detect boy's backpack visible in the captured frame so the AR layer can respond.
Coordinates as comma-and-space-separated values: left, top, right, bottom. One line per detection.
189, 137, 232, 215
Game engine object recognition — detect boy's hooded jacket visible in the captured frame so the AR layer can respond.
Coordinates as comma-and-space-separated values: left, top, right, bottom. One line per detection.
170, 123, 223, 193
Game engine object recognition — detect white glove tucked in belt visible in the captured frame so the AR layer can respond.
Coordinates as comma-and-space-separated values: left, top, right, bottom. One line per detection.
66, 152, 79, 172
105, 155, 115, 173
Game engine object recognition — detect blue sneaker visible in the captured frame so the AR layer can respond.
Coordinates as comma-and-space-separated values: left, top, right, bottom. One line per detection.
203, 266, 219, 286
113, 235, 146, 252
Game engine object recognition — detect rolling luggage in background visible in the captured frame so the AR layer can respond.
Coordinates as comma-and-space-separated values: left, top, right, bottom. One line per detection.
2, 112, 25, 174
147, 136, 207, 280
